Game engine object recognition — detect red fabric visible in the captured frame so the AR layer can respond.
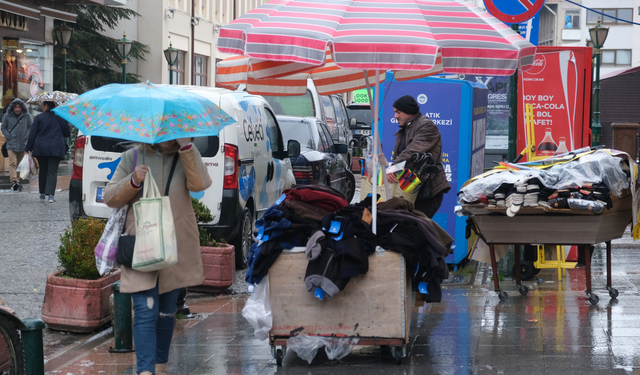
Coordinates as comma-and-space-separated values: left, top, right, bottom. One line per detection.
179, 143, 193, 151
284, 189, 348, 212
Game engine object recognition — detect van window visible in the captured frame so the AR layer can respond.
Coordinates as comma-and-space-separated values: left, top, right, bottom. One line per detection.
90, 135, 219, 157
320, 96, 336, 125
262, 92, 315, 117
265, 109, 282, 154
331, 96, 345, 127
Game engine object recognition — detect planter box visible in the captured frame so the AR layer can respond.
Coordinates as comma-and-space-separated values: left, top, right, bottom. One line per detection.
41, 269, 120, 333
351, 156, 362, 173
189, 244, 235, 293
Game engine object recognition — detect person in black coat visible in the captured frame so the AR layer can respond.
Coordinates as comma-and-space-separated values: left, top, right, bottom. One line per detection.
24, 101, 70, 203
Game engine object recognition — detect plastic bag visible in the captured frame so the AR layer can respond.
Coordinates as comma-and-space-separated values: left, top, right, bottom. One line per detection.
95, 205, 129, 275
28, 153, 38, 177
287, 335, 360, 364
241, 277, 272, 341
17, 155, 29, 180
568, 198, 605, 214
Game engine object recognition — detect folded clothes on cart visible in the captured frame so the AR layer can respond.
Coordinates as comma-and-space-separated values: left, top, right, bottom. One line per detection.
245, 183, 454, 303
456, 150, 632, 217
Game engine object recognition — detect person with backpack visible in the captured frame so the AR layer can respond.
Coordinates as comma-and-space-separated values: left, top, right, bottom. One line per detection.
24, 101, 70, 202
1, 98, 32, 191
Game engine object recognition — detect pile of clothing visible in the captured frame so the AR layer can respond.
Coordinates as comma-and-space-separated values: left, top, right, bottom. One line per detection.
246, 185, 453, 303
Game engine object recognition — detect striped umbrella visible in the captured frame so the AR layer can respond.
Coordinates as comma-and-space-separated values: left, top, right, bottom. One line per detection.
216, 49, 444, 96
218, 0, 536, 76
218, 0, 536, 232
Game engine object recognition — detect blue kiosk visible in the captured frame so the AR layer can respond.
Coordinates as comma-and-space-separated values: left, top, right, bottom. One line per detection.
378, 76, 488, 264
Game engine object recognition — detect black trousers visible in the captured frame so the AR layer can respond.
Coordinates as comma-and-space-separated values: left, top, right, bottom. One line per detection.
37, 157, 61, 196
414, 190, 444, 219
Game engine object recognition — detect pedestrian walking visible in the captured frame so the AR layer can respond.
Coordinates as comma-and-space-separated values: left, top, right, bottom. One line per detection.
24, 101, 70, 203
1, 98, 32, 191
103, 138, 211, 375
387, 95, 451, 218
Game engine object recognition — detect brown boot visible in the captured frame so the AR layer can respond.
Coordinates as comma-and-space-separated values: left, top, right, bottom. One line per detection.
155, 363, 167, 375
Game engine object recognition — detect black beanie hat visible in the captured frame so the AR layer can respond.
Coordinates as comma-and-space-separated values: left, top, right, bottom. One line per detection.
393, 95, 420, 115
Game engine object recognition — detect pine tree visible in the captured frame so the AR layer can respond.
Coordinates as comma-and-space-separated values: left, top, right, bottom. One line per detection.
53, 5, 150, 93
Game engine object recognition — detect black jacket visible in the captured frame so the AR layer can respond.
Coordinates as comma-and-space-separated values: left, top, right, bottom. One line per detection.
25, 110, 70, 159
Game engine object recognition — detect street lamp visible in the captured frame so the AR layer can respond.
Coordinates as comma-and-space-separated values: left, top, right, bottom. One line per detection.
163, 41, 179, 84
588, 20, 610, 146
117, 32, 133, 84
54, 22, 73, 92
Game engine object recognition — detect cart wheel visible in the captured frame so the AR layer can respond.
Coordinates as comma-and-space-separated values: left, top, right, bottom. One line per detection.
391, 346, 403, 365
518, 285, 529, 296
608, 288, 619, 299
588, 293, 600, 305
533, 267, 541, 276
513, 260, 536, 281
498, 291, 508, 301
276, 348, 283, 366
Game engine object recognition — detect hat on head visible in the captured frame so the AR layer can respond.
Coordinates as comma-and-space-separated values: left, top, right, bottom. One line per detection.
393, 95, 420, 115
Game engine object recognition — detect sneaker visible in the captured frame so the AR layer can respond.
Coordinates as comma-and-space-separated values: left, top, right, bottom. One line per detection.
40, 194, 46, 200
11, 182, 18, 191
48, 196, 55, 203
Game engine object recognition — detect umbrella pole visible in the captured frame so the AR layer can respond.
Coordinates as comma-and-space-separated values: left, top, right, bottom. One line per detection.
372, 70, 381, 235
362, 71, 390, 201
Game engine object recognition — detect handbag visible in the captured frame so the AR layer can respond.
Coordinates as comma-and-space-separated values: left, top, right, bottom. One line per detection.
117, 154, 179, 268
2, 117, 21, 158
51, 115, 70, 154
95, 149, 137, 272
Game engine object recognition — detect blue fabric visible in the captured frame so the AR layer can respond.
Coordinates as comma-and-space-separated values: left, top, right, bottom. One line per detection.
24, 110, 70, 159
131, 284, 180, 374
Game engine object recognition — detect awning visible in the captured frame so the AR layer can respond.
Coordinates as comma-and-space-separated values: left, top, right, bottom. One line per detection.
0, 0, 41, 20
39, 6, 77, 23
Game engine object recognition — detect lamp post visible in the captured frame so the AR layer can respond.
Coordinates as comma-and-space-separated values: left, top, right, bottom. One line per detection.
163, 42, 179, 84
54, 22, 74, 92
117, 32, 133, 84
588, 20, 610, 146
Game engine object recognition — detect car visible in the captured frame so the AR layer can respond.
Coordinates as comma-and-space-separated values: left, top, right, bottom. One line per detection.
278, 115, 356, 203
261, 78, 354, 168
346, 101, 373, 155
69, 87, 297, 269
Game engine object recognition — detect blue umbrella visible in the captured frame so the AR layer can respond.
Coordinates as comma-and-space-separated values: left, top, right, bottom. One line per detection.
53, 82, 235, 143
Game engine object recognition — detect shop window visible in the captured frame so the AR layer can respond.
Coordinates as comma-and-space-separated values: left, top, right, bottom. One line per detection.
601, 50, 632, 66
587, 8, 633, 24
168, 50, 186, 85
193, 54, 208, 86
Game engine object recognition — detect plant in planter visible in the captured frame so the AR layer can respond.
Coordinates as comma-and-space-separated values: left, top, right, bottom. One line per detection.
190, 198, 235, 293
41, 217, 121, 333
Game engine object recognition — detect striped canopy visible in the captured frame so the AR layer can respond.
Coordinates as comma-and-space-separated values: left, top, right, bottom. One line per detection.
218, 0, 537, 78
216, 48, 444, 96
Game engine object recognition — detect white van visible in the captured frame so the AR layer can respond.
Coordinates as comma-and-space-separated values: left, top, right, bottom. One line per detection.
260, 78, 354, 166
68, 87, 296, 268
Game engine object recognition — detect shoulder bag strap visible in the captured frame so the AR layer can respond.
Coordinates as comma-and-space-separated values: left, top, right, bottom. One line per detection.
6, 115, 22, 135
164, 153, 179, 196
132, 148, 138, 173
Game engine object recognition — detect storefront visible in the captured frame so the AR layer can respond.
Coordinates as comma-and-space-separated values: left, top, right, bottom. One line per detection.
0, 0, 83, 114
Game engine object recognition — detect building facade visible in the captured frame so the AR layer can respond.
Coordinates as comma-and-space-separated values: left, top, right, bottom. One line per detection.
115, 0, 269, 87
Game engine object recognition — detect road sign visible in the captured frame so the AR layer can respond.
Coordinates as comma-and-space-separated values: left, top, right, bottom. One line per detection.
483, 0, 546, 24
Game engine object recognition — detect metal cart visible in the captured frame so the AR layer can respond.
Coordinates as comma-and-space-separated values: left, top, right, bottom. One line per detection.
464, 190, 632, 305
267, 250, 412, 365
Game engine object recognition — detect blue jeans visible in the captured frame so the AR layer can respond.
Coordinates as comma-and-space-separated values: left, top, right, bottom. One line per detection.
131, 284, 180, 374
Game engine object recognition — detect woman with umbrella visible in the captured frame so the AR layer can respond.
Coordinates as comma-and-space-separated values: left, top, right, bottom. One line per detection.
104, 138, 212, 375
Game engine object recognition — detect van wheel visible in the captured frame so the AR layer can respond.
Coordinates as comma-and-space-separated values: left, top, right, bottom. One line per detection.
234, 208, 253, 269
343, 170, 355, 203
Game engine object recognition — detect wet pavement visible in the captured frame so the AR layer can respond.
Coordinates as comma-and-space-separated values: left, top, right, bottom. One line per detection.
41, 228, 640, 375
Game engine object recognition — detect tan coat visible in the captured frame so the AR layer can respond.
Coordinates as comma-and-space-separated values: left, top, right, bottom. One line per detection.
104, 144, 212, 294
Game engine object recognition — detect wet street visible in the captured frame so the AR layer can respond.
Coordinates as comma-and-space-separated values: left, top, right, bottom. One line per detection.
44, 228, 640, 374
5, 169, 640, 373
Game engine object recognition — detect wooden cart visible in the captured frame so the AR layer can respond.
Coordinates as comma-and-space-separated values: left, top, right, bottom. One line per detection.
267, 250, 412, 365
464, 190, 633, 305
